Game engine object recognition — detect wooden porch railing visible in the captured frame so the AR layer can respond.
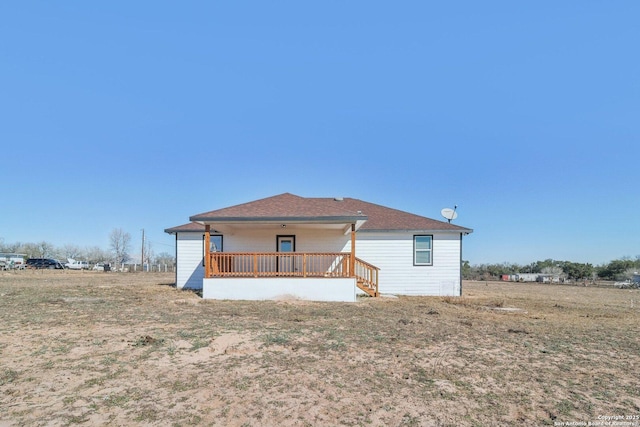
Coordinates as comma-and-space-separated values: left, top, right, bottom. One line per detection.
353, 257, 379, 297
207, 252, 379, 296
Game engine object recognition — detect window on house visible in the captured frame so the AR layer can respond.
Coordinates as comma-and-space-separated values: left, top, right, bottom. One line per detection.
202, 234, 223, 266
209, 235, 223, 252
414, 235, 433, 266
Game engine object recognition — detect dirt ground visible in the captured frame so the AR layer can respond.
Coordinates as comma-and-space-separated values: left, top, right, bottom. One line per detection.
0, 271, 639, 426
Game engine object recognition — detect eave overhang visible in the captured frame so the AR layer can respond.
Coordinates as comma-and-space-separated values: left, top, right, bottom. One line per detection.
189, 215, 368, 234
358, 227, 473, 235
189, 215, 366, 224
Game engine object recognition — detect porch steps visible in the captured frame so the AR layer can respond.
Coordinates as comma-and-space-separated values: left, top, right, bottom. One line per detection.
357, 281, 378, 297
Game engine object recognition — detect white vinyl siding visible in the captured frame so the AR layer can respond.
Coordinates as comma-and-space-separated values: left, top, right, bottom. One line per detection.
354, 232, 462, 296
175, 227, 463, 296
224, 228, 350, 254
175, 232, 205, 289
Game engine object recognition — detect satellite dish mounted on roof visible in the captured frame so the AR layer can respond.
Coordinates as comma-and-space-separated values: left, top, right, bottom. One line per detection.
441, 205, 458, 223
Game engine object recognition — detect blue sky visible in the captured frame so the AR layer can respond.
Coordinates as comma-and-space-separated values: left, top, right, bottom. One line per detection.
1, 1, 638, 265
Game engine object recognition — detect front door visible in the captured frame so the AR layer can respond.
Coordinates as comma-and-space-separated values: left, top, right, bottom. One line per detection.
277, 235, 295, 274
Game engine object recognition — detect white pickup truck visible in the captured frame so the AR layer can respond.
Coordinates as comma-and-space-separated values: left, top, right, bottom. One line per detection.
65, 259, 90, 270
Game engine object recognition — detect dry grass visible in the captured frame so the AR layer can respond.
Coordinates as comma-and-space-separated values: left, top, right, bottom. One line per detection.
0, 271, 639, 426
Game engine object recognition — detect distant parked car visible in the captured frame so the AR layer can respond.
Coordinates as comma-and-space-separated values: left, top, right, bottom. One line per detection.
65, 259, 90, 270
93, 262, 111, 272
26, 258, 64, 269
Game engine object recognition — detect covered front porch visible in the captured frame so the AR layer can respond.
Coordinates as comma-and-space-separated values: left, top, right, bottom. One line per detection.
199, 221, 379, 301
190, 195, 380, 301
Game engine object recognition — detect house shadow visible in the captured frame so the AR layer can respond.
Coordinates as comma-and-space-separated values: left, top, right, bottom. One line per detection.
177, 264, 205, 298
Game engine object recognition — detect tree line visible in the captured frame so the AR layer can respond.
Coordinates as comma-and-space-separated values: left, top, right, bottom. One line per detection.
0, 228, 175, 266
463, 257, 640, 282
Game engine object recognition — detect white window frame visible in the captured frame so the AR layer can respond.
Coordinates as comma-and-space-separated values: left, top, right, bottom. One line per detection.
413, 235, 433, 266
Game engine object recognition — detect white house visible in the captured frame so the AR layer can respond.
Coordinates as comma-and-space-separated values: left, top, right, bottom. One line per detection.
165, 193, 472, 302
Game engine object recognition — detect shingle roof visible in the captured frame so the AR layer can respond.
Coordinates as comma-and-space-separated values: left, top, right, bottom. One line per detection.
164, 222, 206, 234
190, 193, 363, 220
331, 198, 471, 232
185, 193, 472, 233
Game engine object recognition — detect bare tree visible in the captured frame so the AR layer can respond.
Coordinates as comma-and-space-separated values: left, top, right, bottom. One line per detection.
5, 241, 23, 253
85, 246, 109, 264
144, 240, 153, 265
36, 241, 55, 258
0, 238, 21, 254
14, 242, 35, 258
61, 244, 82, 260
155, 252, 175, 266
109, 228, 131, 265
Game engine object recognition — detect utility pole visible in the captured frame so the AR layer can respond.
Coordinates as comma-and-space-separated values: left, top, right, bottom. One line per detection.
141, 229, 145, 272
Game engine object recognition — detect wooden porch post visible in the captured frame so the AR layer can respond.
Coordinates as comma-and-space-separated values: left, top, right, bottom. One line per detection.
204, 225, 211, 278
350, 223, 356, 277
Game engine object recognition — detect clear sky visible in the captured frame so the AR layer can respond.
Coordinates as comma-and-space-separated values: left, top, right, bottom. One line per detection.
1, 2, 638, 265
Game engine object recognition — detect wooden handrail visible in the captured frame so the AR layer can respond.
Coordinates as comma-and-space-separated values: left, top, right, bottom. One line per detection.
207, 252, 350, 278
354, 258, 379, 297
